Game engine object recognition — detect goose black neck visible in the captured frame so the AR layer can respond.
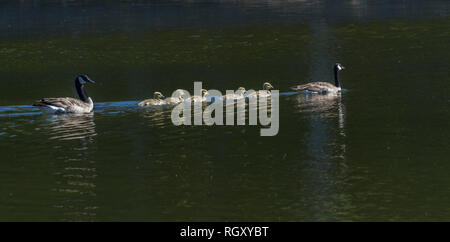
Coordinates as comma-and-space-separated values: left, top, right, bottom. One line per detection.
75, 80, 89, 102
334, 67, 340, 88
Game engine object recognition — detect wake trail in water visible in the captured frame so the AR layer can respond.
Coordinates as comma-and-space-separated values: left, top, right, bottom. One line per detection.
0, 91, 299, 117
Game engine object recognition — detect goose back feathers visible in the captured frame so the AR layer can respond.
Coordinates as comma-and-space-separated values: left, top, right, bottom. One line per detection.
291, 63, 345, 94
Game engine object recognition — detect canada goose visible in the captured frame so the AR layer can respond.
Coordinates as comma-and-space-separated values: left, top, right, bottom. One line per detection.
185, 89, 208, 103
164, 96, 183, 105
246, 82, 274, 99
138, 92, 166, 107
221, 87, 246, 102
163, 89, 185, 105
291, 63, 345, 94
33, 75, 95, 114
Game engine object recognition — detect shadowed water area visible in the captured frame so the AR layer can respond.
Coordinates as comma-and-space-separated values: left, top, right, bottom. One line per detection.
0, 0, 450, 221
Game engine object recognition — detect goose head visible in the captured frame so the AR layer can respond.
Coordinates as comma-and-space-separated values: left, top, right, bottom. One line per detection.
334, 63, 345, 72
237, 87, 246, 94
153, 91, 165, 100
76, 75, 95, 85
173, 89, 187, 100
333, 63, 345, 88
201, 89, 208, 97
262, 82, 274, 90
74, 75, 95, 102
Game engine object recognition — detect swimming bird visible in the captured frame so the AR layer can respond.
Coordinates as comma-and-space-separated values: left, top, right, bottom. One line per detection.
185, 89, 208, 103
33, 75, 95, 114
138, 92, 166, 107
245, 82, 274, 99
221, 87, 246, 102
163, 89, 185, 105
164, 96, 183, 105
290, 63, 345, 94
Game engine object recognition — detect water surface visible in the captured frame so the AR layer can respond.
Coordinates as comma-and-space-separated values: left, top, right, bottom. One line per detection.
0, 0, 450, 221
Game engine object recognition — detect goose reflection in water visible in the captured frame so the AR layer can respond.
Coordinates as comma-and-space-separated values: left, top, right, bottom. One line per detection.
139, 108, 173, 128
47, 113, 96, 141
290, 91, 349, 219
291, 93, 343, 114
41, 113, 99, 221
291, 93, 346, 154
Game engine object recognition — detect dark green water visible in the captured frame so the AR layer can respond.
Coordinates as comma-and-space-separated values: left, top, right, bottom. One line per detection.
1, 1, 450, 221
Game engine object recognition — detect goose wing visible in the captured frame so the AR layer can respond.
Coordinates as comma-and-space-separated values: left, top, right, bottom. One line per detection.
138, 98, 164, 106
222, 93, 244, 101
290, 82, 335, 93
186, 96, 203, 102
164, 97, 182, 105
257, 90, 271, 97
34, 97, 89, 109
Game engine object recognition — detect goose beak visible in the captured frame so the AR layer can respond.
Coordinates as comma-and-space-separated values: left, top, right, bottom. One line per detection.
162, 95, 166, 99
86, 76, 95, 84
83, 75, 95, 83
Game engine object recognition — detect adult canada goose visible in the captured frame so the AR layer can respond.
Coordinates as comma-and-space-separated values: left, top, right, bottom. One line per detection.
221, 87, 246, 102
291, 63, 345, 94
33, 75, 95, 114
185, 89, 208, 103
246, 82, 274, 99
138, 92, 166, 107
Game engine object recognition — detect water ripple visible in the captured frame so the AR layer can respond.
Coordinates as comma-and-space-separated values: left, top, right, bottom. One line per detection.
47, 113, 97, 141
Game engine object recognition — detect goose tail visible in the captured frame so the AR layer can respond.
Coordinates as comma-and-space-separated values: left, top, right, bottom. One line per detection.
33, 99, 47, 107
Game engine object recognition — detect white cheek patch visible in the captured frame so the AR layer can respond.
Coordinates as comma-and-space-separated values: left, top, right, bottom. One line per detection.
338, 65, 343, 71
